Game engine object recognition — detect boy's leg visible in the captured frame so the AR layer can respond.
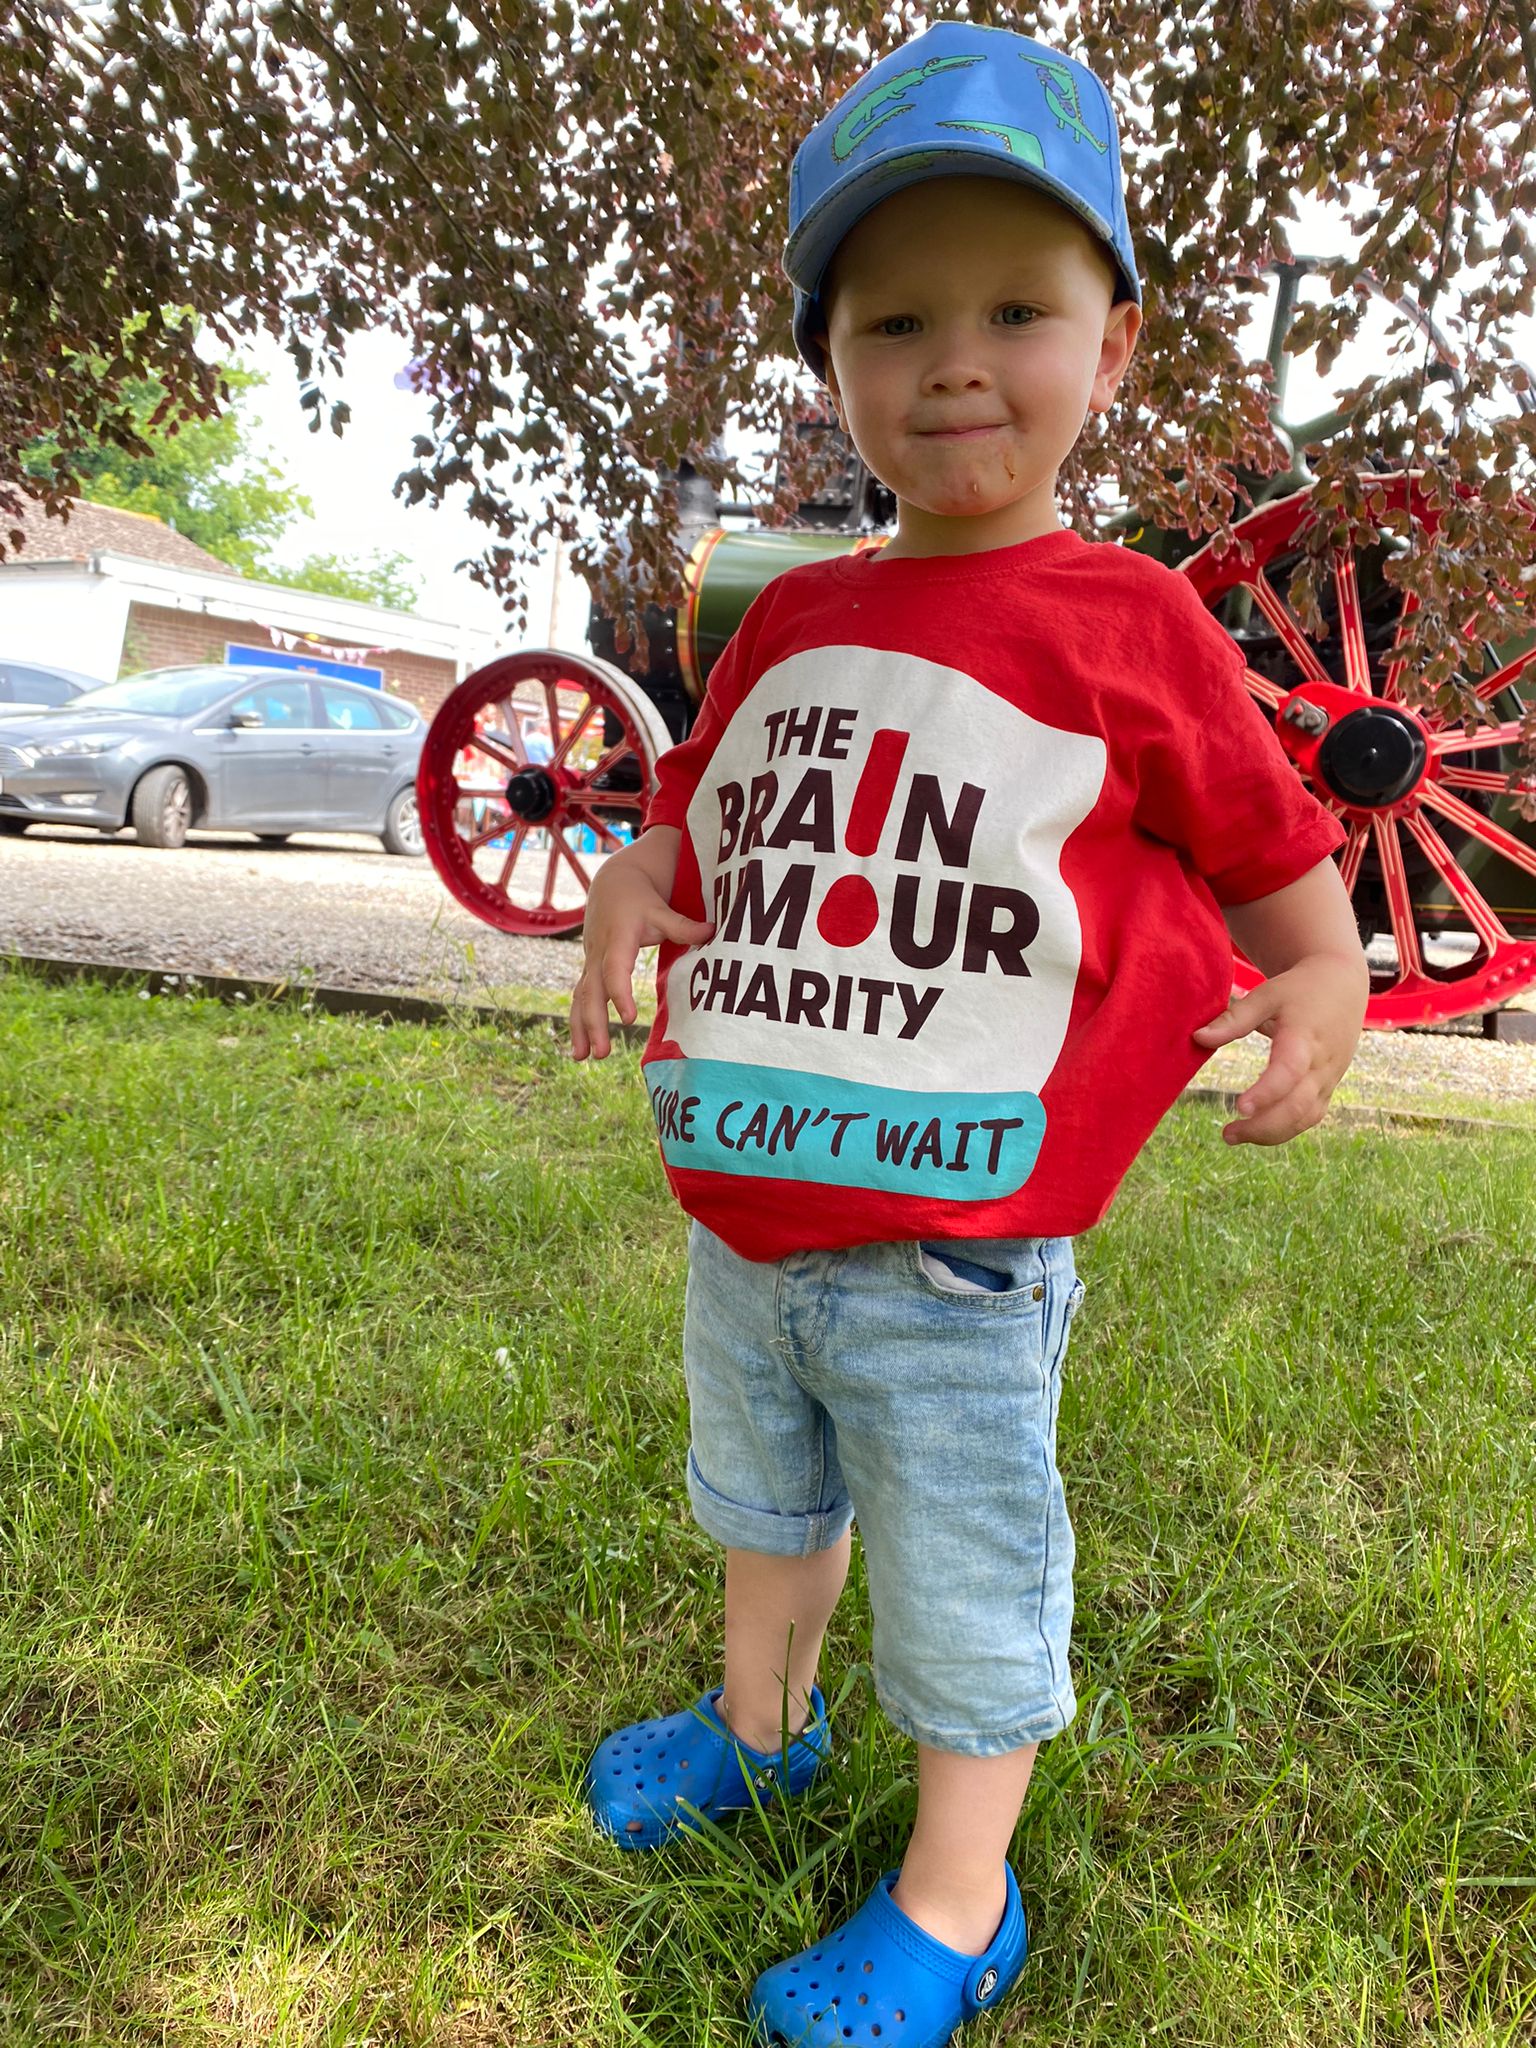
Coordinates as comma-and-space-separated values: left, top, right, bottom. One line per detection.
891, 1740, 1039, 1952
720, 1532, 853, 1752
758, 1237, 1080, 1948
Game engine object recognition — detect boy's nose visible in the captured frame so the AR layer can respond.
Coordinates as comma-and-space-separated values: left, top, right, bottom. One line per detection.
918, 334, 995, 394
920, 360, 994, 394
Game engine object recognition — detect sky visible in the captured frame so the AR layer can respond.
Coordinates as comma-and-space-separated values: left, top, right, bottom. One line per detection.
228, 191, 1533, 664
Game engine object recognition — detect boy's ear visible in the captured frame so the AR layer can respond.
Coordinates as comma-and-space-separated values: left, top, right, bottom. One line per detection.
821, 349, 848, 431
1089, 300, 1141, 414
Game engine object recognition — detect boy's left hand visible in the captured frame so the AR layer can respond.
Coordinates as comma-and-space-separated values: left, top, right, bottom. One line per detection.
1192, 953, 1367, 1145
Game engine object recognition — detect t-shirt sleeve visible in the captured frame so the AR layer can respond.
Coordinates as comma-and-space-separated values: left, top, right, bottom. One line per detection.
642, 577, 781, 834
1133, 606, 1348, 907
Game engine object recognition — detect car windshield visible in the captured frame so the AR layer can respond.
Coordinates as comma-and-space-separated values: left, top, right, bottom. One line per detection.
67, 668, 253, 719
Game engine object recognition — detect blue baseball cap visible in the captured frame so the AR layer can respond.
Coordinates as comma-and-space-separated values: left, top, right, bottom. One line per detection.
784, 21, 1140, 383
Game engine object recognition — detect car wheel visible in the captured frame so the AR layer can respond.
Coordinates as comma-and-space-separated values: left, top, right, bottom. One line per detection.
0, 817, 28, 835
256, 833, 290, 845
381, 783, 425, 856
131, 765, 194, 848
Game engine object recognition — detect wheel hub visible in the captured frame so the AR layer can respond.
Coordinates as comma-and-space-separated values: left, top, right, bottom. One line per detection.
1315, 704, 1428, 808
1275, 681, 1433, 815
505, 767, 559, 822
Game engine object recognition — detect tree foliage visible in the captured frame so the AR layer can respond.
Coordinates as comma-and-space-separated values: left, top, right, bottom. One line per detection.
21, 333, 306, 573
2, 0, 1534, 760
277, 547, 424, 609
19, 322, 424, 606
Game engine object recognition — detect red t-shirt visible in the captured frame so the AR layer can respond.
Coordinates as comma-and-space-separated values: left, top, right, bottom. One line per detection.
638, 527, 1346, 1261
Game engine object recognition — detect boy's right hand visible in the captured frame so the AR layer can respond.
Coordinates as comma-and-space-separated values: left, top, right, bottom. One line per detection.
569, 827, 714, 1059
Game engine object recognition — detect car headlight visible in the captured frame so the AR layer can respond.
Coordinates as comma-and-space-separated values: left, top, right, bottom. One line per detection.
33, 735, 126, 759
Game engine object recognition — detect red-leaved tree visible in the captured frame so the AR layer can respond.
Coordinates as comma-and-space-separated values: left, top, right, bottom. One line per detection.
3, 1, 1534, 780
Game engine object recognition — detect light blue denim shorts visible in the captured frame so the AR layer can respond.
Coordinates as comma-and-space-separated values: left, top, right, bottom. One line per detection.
682, 1220, 1085, 1757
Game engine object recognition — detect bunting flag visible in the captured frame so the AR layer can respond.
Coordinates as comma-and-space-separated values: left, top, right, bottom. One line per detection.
267, 626, 390, 664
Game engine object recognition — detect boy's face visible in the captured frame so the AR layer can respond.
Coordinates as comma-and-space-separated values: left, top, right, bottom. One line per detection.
816, 176, 1141, 555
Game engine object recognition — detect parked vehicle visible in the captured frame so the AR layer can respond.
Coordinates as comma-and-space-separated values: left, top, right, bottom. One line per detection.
0, 664, 427, 853
0, 658, 109, 715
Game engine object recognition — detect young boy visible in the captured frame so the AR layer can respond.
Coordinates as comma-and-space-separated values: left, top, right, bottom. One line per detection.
569, 21, 1368, 2045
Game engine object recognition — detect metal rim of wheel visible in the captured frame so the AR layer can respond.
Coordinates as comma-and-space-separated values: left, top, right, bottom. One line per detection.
163, 772, 192, 844
1182, 472, 1536, 1028
417, 648, 673, 935
393, 789, 424, 856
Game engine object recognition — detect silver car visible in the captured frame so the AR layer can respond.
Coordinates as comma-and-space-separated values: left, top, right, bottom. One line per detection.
0, 664, 426, 854
0, 657, 110, 715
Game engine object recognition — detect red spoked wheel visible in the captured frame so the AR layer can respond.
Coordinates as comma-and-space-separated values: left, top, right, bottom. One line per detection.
417, 647, 674, 936
1182, 474, 1536, 1028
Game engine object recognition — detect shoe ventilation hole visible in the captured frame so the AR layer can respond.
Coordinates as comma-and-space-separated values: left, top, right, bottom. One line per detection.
894, 2010, 905, 2023
679, 1759, 689, 1768
871, 2029, 881, 2039
862, 1961, 873, 1973
857, 1995, 867, 2006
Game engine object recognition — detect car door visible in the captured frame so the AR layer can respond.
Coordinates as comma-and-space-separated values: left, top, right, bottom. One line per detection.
316, 682, 410, 826
204, 678, 322, 825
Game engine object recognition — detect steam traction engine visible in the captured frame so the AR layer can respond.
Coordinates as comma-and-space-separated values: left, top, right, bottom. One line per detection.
417, 270, 1536, 1032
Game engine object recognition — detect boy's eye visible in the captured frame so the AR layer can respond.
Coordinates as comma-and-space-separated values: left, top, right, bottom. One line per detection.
998, 304, 1037, 326
877, 315, 917, 336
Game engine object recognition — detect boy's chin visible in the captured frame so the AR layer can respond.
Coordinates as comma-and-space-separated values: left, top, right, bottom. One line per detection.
898, 486, 1040, 522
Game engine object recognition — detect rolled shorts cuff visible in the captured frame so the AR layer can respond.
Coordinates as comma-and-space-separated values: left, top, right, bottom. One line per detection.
873, 1677, 1079, 1758
686, 1449, 855, 1559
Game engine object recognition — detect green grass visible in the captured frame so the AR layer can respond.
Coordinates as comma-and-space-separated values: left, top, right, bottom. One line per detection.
416, 974, 658, 1028
405, 950, 660, 1027
1, 963, 1533, 2046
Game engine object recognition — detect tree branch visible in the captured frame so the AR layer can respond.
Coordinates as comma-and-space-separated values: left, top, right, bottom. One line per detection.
1505, 0, 1536, 113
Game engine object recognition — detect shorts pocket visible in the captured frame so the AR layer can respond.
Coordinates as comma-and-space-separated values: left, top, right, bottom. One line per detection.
917, 1245, 1013, 1294
907, 1238, 1049, 1307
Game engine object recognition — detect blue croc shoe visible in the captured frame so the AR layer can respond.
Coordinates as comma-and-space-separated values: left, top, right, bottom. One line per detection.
585, 1686, 830, 1850
748, 1864, 1029, 2048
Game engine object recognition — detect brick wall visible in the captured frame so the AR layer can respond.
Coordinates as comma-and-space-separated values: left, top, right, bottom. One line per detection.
122, 602, 462, 717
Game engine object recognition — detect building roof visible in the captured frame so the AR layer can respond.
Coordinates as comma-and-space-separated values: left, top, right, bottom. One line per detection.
3, 493, 237, 577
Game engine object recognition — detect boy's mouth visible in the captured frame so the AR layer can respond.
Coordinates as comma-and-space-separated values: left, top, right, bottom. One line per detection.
920, 423, 1006, 439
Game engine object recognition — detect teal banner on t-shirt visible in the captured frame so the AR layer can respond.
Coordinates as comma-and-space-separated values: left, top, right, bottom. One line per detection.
645, 1056, 1045, 1198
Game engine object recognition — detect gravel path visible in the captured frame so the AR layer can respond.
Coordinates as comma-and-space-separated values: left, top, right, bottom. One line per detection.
0, 825, 587, 1000
3, 824, 1534, 1114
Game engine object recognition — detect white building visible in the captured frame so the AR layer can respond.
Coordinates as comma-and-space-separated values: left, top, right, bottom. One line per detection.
0, 496, 501, 714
